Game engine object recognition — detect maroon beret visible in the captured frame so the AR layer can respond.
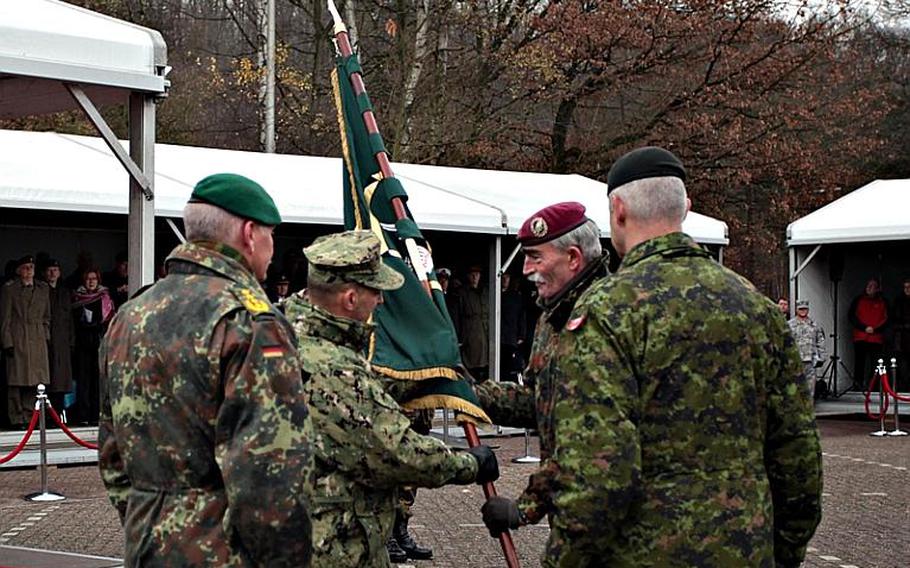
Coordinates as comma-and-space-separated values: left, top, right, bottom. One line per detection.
517, 202, 588, 246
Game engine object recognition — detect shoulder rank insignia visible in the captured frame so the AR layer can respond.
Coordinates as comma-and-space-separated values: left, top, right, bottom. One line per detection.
240, 288, 270, 315
566, 314, 587, 331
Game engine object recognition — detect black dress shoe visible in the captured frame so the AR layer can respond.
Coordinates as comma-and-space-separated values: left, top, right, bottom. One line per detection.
396, 530, 433, 560
386, 535, 408, 563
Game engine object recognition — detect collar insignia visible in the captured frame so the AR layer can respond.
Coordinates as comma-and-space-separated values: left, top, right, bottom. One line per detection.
566, 314, 587, 331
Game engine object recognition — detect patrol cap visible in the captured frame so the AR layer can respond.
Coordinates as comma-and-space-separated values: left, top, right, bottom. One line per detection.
16, 255, 35, 268
796, 299, 810, 309
189, 173, 281, 226
304, 230, 404, 291
517, 202, 588, 246
607, 146, 686, 194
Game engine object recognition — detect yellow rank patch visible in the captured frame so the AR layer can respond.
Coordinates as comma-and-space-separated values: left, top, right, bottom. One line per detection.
240, 288, 270, 315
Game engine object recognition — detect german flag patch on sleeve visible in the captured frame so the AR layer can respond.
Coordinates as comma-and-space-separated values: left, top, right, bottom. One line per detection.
262, 345, 285, 358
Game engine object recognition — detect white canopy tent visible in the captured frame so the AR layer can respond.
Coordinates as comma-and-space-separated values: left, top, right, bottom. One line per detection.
0, 127, 729, 387
787, 179, 910, 395
0, 129, 729, 245
0, 0, 168, 292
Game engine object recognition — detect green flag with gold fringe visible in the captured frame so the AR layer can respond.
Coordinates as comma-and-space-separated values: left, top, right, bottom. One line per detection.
330, 50, 489, 424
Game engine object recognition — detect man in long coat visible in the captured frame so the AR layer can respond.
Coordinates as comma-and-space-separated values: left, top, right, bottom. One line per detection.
43, 259, 74, 412
455, 265, 489, 380
1, 255, 50, 427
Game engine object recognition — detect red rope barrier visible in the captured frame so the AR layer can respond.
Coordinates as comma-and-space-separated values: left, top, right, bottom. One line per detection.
46, 406, 99, 450
864, 372, 890, 421
882, 372, 910, 403
0, 410, 39, 464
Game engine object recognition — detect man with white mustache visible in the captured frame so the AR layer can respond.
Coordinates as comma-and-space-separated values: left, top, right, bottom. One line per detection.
474, 202, 609, 558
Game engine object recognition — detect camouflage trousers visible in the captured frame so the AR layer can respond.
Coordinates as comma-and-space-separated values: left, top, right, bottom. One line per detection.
801, 361, 817, 398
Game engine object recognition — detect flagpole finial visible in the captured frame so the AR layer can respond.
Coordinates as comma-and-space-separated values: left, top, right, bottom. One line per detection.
327, 0, 347, 35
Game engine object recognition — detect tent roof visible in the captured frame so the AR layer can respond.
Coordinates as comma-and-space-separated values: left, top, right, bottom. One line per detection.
787, 179, 910, 246
0, 0, 167, 119
0, 129, 729, 244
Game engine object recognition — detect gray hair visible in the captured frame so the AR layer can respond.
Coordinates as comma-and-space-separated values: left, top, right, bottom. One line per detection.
550, 218, 603, 262
610, 176, 688, 224
183, 202, 244, 242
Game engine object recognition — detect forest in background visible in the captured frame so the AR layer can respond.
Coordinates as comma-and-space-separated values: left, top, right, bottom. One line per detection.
5, 0, 910, 295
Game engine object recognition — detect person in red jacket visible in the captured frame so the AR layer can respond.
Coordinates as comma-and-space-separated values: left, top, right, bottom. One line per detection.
850, 278, 889, 390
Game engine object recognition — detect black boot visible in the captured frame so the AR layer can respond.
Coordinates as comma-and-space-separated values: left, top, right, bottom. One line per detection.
394, 516, 433, 560
386, 535, 408, 564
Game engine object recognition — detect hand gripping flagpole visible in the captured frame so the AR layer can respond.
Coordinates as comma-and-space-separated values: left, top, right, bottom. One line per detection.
327, 3, 520, 566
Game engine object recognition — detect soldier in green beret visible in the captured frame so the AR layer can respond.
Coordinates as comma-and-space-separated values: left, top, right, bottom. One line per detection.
98, 173, 315, 566
285, 230, 500, 568
483, 147, 822, 567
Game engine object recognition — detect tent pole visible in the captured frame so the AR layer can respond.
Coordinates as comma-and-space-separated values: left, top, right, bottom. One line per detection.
788, 247, 797, 319
128, 93, 156, 294
489, 236, 502, 385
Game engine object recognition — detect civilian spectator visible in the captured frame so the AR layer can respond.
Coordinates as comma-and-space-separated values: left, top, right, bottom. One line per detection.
72, 268, 114, 425
105, 252, 130, 309
455, 265, 489, 381
500, 272, 526, 382
777, 297, 789, 318
43, 259, 75, 414
849, 278, 889, 390
65, 251, 94, 291
0, 255, 50, 428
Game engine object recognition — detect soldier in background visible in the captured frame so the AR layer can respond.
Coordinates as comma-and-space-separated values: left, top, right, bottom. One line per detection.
482, 147, 822, 567
778, 296, 790, 318
0, 255, 50, 428
788, 299, 827, 397
98, 173, 314, 566
286, 230, 499, 568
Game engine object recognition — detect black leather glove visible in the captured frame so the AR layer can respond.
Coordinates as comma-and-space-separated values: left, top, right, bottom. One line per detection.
467, 445, 500, 484
481, 496, 521, 537
814, 360, 824, 368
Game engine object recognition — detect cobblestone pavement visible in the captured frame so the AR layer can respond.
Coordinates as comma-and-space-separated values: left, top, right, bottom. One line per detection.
0, 418, 907, 567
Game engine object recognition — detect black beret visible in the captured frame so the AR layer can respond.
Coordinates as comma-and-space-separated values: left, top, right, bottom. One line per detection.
607, 146, 686, 194
16, 255, 35, 268
45, 258, 60, 268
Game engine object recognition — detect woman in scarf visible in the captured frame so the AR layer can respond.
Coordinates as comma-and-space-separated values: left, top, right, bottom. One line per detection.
72, 268, 115, 425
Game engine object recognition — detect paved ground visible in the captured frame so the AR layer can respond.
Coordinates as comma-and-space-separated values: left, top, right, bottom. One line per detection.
0, 418, 907, 567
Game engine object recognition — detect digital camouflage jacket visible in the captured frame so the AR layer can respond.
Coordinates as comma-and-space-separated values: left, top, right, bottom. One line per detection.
541, 232, 822, 567
98, 241, 314, 567
475, 255, 609, 526
285, 296, 477, 568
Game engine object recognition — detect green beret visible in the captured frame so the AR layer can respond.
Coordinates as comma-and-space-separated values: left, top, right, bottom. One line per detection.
607, 146, 686, 194
304, 230, 404, 291
190, 173, 281, 225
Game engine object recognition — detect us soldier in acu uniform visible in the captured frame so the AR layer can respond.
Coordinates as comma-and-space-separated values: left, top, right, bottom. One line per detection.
98, 173, 314, 567
485, 147, 823, 567
285, 230, 499, 568
789, 299, 827, 397
474, 202, 610, 549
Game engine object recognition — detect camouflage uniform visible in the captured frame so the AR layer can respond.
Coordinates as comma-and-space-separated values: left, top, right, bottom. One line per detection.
286, 295, 478, 568
98, 241, 314, 567
476, 254, 609, 525
788, 316, 827, 396
536, 232, 822, 567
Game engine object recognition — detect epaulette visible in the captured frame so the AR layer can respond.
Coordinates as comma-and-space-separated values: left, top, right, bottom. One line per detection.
233, 286, 274, 317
